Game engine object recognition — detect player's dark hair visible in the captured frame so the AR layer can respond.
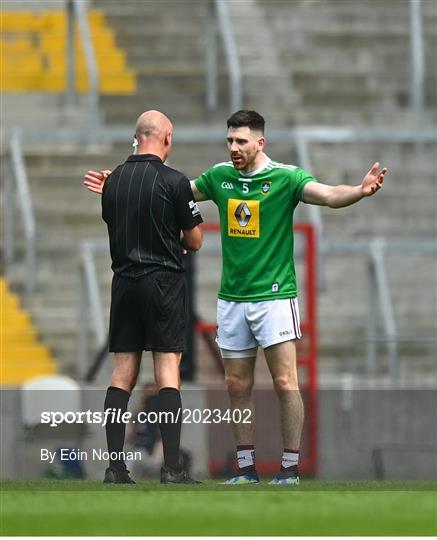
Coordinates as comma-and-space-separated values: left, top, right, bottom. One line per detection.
227, 110, 265, 133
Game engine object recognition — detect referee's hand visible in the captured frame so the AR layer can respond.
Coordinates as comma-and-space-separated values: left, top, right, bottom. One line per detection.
83, 170, 111, 194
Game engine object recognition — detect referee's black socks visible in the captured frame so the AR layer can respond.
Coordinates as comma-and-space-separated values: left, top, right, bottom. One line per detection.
158, 387, 182, 472
104, 386, 130, 472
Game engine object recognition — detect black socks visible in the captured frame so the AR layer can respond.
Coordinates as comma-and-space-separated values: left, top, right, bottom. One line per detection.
104, 386, 130, 471
158, 387, 182, 471
104, 385, 183, 473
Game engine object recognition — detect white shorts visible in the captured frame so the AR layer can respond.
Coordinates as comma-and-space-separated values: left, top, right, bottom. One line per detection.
216, 298, 302, 353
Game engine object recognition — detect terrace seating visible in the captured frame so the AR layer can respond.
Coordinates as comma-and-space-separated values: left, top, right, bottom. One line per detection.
1, 10, 136, 94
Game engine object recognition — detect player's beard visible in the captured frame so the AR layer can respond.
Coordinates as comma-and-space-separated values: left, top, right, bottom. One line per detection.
231, 150, 257, 172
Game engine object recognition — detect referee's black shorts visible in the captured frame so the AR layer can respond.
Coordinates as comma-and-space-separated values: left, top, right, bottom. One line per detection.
109, 270, 187, 353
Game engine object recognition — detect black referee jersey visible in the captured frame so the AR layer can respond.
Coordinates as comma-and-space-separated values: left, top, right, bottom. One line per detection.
102, 154, 203, 278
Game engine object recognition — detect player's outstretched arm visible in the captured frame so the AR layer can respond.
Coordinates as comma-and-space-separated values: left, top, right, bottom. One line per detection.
83, 170, 112, 194
302, 162, 387, 209
190, 180, 209, 202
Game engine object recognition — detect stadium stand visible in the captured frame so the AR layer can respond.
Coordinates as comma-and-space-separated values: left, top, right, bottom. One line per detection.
0, 278, 57, 385
92, 0, 230, 125
1, 0, 436, 384
1, 0, 436, 482
259, 0, 437, 126
1, 9, 136, 93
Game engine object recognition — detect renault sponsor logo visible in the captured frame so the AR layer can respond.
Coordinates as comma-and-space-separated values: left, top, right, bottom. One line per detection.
227, 199, 260, 238
234, 202, 251, 227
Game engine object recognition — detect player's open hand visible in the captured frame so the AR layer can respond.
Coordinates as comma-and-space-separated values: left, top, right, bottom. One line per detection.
83, 170, 111, 194
361, 162, 387, 197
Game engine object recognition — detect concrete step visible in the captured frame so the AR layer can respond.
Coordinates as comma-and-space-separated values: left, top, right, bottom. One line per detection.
22, 143, 229, 175
23, 148, 127, 172
93, 0, 213, 126
2, 95, 89, 132
96, 2, 208, 18
271, 14, 437, 36
2, 0, 65, 8
290, 108, 437, 126
102, 102, 221, 126
265, 0, 437, 122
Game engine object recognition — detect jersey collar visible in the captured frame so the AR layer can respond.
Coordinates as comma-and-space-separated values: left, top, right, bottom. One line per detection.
127, 154, 163, 162
238, 157, 271, 178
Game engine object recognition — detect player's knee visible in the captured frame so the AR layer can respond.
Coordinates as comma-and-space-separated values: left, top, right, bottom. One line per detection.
225, 373, 253, 395
273, 374, 298, 392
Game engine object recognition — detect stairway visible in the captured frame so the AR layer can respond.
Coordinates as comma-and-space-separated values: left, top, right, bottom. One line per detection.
2, 141, 226, 378
2, 0, 436, 382
0, 277, 57, 385
1, 9, 136, 93
260, 0, 437, 126
1, 4, 137, 132
4, 133, 436, 380
92, 0, 231, 125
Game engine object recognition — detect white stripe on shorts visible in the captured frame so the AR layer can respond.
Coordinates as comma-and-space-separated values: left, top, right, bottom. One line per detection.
290, 298, 302, 339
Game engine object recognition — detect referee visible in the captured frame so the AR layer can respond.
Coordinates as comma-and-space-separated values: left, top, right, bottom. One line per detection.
101, 110, 203, 484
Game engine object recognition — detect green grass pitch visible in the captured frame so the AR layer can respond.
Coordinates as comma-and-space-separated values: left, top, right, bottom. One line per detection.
1, 479, 436, 536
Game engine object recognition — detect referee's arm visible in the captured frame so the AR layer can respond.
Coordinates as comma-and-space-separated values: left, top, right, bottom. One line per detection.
176, 177, 203, 252
181, 227, 202, 252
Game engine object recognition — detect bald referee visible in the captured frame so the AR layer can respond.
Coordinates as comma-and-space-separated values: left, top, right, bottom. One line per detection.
101, 111, 203, 484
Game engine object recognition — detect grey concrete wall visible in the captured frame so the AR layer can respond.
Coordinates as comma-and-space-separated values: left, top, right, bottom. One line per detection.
0, 385, 207, 480
2, 385, 436, 480
206, 385, 437, 480
318, 387, 437, 479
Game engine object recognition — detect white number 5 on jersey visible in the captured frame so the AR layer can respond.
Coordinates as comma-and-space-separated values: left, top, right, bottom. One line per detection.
242, 182, 249, 194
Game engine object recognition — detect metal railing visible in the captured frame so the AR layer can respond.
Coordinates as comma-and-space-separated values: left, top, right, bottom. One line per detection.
4, 124, 437, 298
55, 0, 425, 137
410, 0, 426, 131
65, 0, 101, 131
77, 240, 108, 378
3, 130, 36, 295
77, 235, 437, 383
288, 125, 437, 287
323, 238, 437, 381
206, 0, 242, 112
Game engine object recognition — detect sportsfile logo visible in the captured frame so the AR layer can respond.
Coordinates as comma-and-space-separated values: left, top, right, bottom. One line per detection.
40, 408, 252, 427
227, 199, 260, 238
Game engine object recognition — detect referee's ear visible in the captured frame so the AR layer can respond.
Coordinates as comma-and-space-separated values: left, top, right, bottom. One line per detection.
164, 130, 173, 149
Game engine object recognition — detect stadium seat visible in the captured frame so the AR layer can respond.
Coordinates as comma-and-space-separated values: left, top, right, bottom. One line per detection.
0, 278, 57, 386
1, 10, 137, 94
19, 375, 86, 480
21, 374, 81, 427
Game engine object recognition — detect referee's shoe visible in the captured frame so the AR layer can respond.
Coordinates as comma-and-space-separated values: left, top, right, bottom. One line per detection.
104, 466, 136, 484
160, 466, 201, 484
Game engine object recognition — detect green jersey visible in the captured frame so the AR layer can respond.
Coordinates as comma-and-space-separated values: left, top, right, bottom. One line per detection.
195, 157, 317, 301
